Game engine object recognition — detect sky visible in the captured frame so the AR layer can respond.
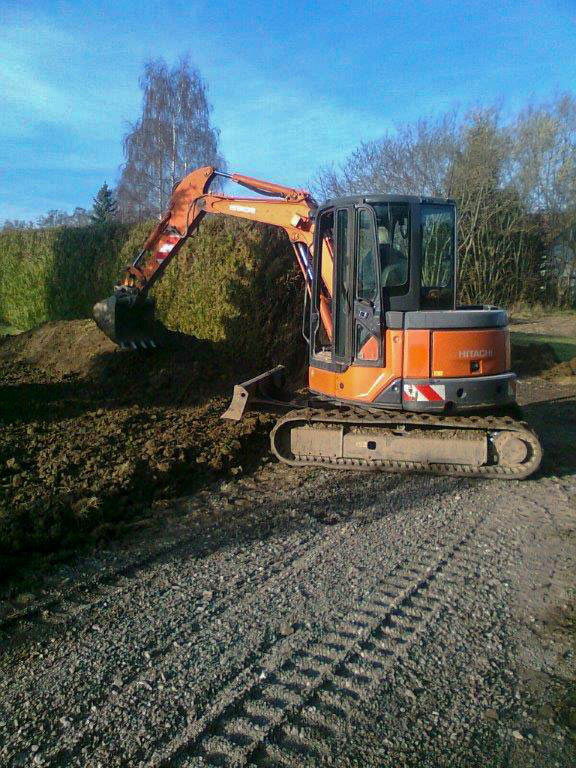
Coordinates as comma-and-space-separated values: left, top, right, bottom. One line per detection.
0, 0, 575, 222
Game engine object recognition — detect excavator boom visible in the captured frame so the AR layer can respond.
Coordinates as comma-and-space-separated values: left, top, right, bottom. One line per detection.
93, 166, 324, 348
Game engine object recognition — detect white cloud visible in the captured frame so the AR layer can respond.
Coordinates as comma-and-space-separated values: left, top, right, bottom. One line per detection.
0, 21, 82, 123
0, 13, 137, 170
198, 56, 388, 187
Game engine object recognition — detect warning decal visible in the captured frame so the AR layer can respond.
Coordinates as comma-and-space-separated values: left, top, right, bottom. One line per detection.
403, 383, 446, 402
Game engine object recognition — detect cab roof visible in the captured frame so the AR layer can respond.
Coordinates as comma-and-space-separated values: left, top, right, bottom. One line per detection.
318, 194, 456, 210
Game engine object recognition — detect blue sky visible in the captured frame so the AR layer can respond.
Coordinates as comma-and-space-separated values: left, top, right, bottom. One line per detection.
0, 0, 575, 222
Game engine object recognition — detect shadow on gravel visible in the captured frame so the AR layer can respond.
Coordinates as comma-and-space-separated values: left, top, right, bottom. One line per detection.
133, 471, 466, 580
522, 394, 576, 478
0, 468, 463, 647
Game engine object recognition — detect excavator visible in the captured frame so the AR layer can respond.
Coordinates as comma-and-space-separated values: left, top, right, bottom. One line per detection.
93, 166, 542, 479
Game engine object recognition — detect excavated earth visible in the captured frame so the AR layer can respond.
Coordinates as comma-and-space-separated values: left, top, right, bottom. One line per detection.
0, 321, 275, 561
0, 320, 575, 768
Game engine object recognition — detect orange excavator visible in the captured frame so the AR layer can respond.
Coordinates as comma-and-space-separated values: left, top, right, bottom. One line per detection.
93, 166, 542, 479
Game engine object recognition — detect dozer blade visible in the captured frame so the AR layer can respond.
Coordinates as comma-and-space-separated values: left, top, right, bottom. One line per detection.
93, 294, 157, 350
221, 365, 287, 421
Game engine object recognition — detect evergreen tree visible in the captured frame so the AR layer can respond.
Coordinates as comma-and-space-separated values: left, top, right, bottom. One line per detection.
91, 183, 118, 223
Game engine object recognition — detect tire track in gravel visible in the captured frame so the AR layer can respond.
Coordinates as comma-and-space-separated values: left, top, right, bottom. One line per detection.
327, 528, 515, 768
34, 482, 469, 768
0, 465, 371, 638
219, 526, 509, 768
8, 522, 331, 765
0, 463, 318, 637
143, 511, 488, 768
0, 529, 214, 634
1, 515, 315, 642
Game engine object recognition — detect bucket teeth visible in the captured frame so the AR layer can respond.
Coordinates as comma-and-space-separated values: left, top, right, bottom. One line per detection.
93, 293, 157, 349
117, 338, 156, 352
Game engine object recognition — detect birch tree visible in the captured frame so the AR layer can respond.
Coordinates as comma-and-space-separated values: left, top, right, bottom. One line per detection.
118, 57, 226, 219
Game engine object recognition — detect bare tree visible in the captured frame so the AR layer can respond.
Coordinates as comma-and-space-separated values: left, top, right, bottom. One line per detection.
1, 219, 34, 230
451, 108, 528, 304
511, 94, 576, 305
313, 105, 550, 307
35, 208, 92, 228
314, 112, 459, 200
117, 57, 226, 220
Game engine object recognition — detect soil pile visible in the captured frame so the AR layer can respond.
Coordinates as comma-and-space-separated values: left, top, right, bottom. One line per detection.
511, 341, 559, 376
542, 355, 576, 382
0, 320, 274, 559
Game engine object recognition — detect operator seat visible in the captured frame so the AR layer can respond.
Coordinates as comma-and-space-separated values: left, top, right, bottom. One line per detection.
379, 243, 408, 287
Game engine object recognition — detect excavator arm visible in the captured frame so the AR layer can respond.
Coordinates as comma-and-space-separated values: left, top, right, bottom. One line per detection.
93, 166, 333, 348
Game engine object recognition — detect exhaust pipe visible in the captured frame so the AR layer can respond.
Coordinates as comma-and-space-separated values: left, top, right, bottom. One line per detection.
93, 292, 157, 349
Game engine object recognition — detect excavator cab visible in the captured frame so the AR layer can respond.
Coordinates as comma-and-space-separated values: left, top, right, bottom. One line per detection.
307, 196, 516, 414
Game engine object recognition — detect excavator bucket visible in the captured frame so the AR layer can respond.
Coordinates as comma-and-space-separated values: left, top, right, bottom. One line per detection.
93, 294, 157, 349
221, 365, 288, 421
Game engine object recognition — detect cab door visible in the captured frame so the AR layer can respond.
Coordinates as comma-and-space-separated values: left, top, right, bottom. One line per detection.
353, 206, 383, 364
332, 206, 354, 365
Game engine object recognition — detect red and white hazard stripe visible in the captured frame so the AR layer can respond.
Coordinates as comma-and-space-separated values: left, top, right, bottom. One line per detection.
403, 383, 446, 402
154, 235, 180, 264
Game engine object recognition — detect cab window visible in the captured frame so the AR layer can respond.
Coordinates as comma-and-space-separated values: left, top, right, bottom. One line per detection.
421, 204, 455, 310
370, 202, 410, 291
356, 208, 377, 301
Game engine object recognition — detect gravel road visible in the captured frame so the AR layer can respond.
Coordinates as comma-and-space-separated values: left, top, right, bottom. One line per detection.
1, 380, 575, 767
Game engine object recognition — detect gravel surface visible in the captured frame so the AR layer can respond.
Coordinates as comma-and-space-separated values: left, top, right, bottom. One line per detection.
0, 380, 574, 767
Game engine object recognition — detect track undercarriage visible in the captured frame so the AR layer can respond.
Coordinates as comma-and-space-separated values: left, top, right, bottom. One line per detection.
270, 405, 542, 479
222, 366, 542, 479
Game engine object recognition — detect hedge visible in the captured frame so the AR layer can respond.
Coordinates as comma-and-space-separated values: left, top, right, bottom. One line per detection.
0, 219, 304, 371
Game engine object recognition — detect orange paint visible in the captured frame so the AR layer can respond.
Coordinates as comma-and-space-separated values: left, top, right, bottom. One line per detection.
309, 330, 404, 403
432, 329, 509, 377
403, 330, 430, 378
116, 163, 516, 421
357, 335, 379, 361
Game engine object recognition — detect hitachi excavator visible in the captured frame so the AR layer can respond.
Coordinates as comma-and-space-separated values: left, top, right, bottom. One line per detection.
93, 166, 542, 479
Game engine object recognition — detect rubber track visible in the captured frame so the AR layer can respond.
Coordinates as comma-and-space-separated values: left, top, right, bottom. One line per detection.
271, 406, 542, 479
152, 515, 491, 767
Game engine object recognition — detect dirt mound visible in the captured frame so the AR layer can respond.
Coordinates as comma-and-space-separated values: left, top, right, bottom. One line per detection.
0, 318, 255, 416
542, 355, 576, 382
0, 320, 116, 378
0, 320, 273, 560
511, 342, 559, 376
